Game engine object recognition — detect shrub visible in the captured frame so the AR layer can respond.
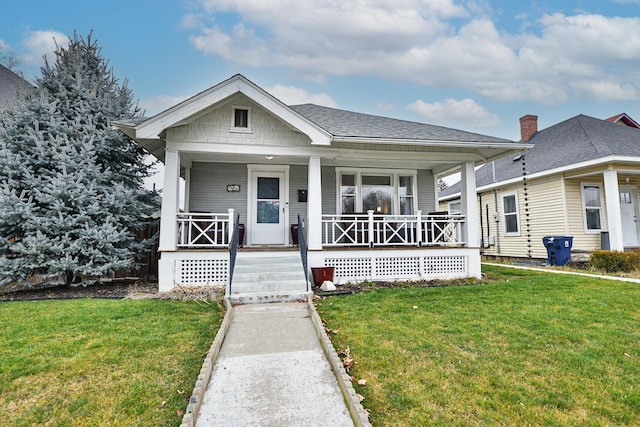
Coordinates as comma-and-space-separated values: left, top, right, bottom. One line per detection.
588, 250, 640, 273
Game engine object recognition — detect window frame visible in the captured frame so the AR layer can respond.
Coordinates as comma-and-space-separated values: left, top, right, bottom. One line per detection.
230, 106, 252, 133
581, 182, 604, 233
336, 168, 418, 215
501, 191, 520, 236
448, 200, 461, 215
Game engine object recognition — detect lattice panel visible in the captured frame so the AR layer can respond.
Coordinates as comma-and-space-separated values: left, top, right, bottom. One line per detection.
325, 257, 372, 280
178, 259, 228, 286
423, 255, 467, 275
375, 257, 421, 277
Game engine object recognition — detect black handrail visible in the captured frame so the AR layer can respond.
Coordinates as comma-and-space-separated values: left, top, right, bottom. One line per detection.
228, 212, 241, 295
297, 214, 309, 292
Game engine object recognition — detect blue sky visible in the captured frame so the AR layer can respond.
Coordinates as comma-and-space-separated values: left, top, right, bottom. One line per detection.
2, 0, 640, 142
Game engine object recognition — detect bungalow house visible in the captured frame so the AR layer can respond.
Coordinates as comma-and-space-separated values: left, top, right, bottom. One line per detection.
114, 74, 528, 294
439, 113, 640, 261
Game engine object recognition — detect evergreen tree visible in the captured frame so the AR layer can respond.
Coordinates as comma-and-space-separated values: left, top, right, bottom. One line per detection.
0, 32, 157, 285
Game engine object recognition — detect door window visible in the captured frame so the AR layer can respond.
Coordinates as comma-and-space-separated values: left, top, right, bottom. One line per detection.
257, 177, 280, 224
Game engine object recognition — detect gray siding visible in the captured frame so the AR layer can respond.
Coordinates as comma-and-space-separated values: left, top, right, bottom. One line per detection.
289, 164, 308, 225
418, 169, 436, 213
322, 166, 337, 215
189, 162, 248, 225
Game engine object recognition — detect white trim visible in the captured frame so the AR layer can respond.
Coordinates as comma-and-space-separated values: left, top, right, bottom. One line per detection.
580, 182, 604, 234
334, 168, 418, 215
501, 191, 520, 237
246, 164, 290, 246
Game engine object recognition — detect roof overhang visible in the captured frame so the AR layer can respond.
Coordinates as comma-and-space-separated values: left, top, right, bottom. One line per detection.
439, 154, 640, 201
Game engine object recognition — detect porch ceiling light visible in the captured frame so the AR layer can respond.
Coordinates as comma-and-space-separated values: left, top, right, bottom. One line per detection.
265, 155, 274, 160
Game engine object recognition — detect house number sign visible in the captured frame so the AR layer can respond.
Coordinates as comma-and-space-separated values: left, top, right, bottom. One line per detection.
226, 184, 241, 192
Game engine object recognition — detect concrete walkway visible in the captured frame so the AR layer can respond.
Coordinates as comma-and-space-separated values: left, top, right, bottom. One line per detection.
183, 301, 368, 427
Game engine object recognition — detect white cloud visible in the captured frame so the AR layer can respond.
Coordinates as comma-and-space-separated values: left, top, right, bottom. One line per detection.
138, 94, 189, 116
266, 85, 337, 107
0, 39, 9, 51
20, 30, 68, 66
184, 2, 640, 103
407, 98, 500, 128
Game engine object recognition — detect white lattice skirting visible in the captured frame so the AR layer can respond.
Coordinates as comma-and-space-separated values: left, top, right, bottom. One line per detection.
173, 258, 228, 287
321, 253, 469, 283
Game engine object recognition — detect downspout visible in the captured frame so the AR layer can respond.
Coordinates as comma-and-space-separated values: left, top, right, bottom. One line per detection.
494, 189, 501, 254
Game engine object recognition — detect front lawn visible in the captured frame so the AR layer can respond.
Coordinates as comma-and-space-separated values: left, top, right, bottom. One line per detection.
317, 265, 640, 425
0, 298, 222, 426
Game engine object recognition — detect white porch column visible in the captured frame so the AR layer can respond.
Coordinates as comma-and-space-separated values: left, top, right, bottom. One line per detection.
159, 149, 181, 251
603, 170, 624, 251
461, 161, 479, 248
307, 156, 323, 250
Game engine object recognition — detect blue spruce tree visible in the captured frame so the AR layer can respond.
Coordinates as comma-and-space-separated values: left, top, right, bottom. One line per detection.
0, 33, 157, 285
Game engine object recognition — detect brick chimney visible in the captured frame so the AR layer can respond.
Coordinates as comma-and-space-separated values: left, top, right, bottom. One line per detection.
519, 115, 538, 142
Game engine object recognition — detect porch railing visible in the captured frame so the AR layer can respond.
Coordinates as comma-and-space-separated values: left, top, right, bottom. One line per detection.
177, 210, 234, 248
321, 210, 465, 247
297, 214, 309, 292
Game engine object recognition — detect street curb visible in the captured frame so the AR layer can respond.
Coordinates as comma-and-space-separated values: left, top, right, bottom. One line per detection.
307, 295, 372, 427
179, 297, 234, 427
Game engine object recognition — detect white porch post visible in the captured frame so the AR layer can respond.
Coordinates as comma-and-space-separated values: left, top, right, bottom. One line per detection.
603, 170, 624, 251
158, 149, 181, 291
159, 149, 181, 251
461, 162, 479, 247
183, 165, 191, 212
461, 161, 480, 278
307, 156, 323, 250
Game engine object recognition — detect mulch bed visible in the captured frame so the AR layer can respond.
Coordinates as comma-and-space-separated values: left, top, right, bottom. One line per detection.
0, 279, 158, 302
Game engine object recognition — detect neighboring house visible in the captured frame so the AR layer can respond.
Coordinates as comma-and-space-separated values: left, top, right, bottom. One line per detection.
0, 64, 31, 108
114, 74, 527, 292
440, 113, 640, 260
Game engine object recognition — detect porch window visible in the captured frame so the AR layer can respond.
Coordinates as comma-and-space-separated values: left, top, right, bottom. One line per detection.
581, 183, 603, 231
337, 169, 417, 215
501, 191, 520, 236
231, 107, 251, 132
448, 200, 461, 214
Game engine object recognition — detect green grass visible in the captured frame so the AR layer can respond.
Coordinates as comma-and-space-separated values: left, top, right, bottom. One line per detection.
317, 265, 640, 426
0, 298, 222, 426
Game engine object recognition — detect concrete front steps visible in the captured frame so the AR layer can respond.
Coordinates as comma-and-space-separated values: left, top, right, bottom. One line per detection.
227, 252, 311, 305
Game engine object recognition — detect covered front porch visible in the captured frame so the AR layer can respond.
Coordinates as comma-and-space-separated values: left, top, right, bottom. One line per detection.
157, 151, 483, 291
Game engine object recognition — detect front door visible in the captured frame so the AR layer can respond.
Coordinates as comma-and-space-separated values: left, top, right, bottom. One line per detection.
250, 171, 287, 245
619, 186, 640, 247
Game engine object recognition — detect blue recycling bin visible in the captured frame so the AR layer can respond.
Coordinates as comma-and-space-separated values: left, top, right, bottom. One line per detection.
542, 236, 573, 266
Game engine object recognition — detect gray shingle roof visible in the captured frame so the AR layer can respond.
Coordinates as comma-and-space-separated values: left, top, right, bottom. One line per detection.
440, 114, 640, 197
289, 103, 512, 144
0, 65, 32, 108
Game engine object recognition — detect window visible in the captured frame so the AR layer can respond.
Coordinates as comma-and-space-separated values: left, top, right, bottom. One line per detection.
501, 191, 520, 236
448, 200, 461, 215
231, 107, 251, 131
581, 183, 603, 232
337, 169, 417, 215
399, 176, 414, 215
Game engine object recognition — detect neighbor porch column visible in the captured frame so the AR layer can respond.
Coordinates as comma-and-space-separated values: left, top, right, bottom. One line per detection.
159, 149, 180, 251
307, 156, 323, 250
461, 161, 479, 247
461, 161, 480, 278
603, 170, 624, 251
